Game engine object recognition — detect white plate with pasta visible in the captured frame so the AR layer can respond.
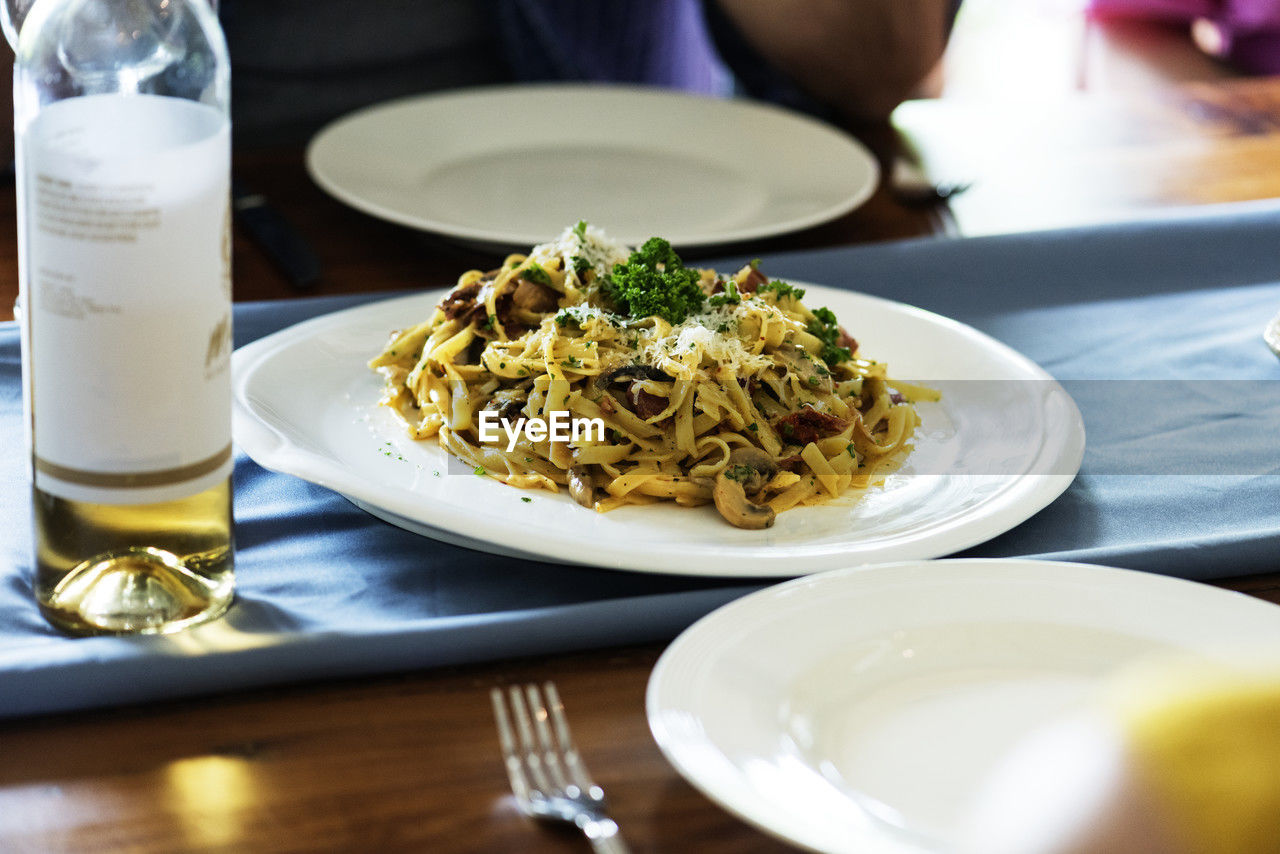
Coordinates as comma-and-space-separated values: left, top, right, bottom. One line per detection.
232, 226, 1084, 577
305, 84, 878, 248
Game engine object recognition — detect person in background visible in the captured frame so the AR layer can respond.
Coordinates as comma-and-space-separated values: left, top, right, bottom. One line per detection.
0, 1, 958, 165
220, 0, 960, 145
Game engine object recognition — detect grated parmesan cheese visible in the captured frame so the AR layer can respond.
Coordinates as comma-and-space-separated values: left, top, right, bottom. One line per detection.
640, 300, 786, 378
529, 222, 631, 276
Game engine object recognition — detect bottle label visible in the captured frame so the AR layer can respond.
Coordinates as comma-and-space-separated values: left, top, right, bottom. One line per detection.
24, 94, 232, 505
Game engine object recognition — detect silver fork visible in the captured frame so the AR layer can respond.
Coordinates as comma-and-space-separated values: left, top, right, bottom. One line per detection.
491, 682, 630, 854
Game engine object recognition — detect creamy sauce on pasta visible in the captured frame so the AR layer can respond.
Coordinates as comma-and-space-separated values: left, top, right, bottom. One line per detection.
370, 224, 935, 528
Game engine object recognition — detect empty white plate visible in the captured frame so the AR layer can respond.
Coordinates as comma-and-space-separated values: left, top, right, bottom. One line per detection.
305, 84, 879, 249
646, 559, 1280, 852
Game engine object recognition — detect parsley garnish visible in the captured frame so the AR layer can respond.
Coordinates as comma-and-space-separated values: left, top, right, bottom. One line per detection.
521, 496, 533, 503
603, 237, 704, 325
709, 280, 741, 307
519, 262, 552, 286
474, 465, 487, 477
562, 355, 582, 368
757, 279, 806, 301
556, 307, 620, 329
806, 306, 852, 365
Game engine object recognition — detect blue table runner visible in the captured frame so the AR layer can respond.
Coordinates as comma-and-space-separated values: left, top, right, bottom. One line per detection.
1, 205, 1278, 719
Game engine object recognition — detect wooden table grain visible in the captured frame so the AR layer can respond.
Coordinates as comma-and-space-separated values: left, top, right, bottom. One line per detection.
4, 26, 1280, 854
1, 580, 1278, 854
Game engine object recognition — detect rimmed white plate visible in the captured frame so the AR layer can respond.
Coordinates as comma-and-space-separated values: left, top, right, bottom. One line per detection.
305, 84, 879, 249
646, 558, 1280, 853
232, 282, 1084, 577
1266, 308, 1280, 360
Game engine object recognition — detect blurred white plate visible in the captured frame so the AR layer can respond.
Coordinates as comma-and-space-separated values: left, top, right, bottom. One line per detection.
305, 84, 879, 249
231, 282, 1083, 577
1266, 309, 1280, 360
646, 558, 1280, 853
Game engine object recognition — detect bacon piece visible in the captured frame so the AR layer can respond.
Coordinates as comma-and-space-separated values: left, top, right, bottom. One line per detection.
836, 326, 858, 354
627, 383, 669, 420
774, 407, 850, 446
441, 282, 483, 321
739, 265, 768, 294
490, 289, 519, 333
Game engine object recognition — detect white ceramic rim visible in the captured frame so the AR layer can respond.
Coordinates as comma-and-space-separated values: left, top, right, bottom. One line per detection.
305, 83, 880, 249
231, 283, 1085, 577
645, 558, 1280, 853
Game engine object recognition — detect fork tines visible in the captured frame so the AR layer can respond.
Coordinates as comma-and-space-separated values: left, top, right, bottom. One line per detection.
491, 682, 629, 853
491, 681, 604, 805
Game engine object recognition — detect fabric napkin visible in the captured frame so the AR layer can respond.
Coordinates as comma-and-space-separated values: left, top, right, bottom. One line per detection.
1, 202, 1278, 719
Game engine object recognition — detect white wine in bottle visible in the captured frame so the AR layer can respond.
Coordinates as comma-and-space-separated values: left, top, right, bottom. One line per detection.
15, 0, 235, 634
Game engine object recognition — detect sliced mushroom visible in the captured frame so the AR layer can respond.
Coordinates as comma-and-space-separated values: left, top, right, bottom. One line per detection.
567, 465, 597, 509
776, 345, 833, 394
511, 278, 560, 313
713, 447, 779, 529
482, 394, 525, 424
593, 364, 672, 392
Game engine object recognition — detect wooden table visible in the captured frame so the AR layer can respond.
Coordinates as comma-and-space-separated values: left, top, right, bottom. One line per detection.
4, 28, 1280, 854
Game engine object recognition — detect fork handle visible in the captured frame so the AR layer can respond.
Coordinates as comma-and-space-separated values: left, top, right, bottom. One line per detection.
581, 816, 630, 854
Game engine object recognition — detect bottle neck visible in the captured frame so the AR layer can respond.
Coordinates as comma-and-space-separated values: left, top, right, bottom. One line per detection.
14, 0, 229, 120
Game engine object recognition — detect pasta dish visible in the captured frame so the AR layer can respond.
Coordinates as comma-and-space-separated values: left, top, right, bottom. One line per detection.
370, 223, 935, 529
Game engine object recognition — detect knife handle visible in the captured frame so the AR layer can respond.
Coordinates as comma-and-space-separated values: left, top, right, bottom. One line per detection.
232, 182, 323, 291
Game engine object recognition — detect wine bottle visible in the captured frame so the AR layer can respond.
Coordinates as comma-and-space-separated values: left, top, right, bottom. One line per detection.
15, 0, 234, 634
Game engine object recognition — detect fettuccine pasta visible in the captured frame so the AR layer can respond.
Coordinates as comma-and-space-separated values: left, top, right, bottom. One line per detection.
370, 223, 936, 528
